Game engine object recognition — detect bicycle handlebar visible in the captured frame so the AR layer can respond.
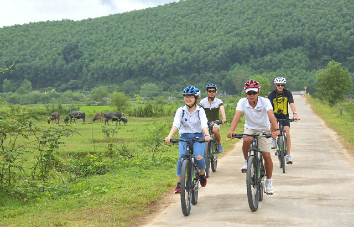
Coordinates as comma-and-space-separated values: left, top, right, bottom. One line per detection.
277, 118, 299, 122
169, 138, 206, 144
232, 132, 272, 139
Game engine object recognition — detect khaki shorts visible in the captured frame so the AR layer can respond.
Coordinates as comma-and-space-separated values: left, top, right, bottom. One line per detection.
243, 128, 271, 153
212, 123, 221, 130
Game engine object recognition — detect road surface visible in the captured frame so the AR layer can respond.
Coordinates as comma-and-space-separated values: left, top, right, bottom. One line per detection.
142, 95, 354, 227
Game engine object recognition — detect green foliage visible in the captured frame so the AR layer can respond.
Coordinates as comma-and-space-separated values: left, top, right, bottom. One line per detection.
251, 75, 272, 97
91, 85, 109, 102
141, 121, 170, 159
110, 92, 131, 111
316, 60, 352, 106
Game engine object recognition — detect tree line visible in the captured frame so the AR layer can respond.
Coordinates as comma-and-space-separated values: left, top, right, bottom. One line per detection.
0, 0, 353, 96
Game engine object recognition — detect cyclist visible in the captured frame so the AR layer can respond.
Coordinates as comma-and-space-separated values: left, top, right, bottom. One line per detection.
268, 77, 300, 164
165, 86, 211, 194
199, 83, 227, 153
227, 80, 280, 194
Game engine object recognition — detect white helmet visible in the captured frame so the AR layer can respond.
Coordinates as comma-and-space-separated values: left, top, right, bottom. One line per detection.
274, 77, 286, 84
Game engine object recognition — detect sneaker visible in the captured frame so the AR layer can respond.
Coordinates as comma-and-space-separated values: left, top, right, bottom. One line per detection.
265, 179, 274, 195
275, 151, 278, 156
217, 144, 224, 153
241, 160, 247, 173
286, 155, 293, 164
199, 174, 207, 187
271, 138, 276, 149
175, 182, 181, 194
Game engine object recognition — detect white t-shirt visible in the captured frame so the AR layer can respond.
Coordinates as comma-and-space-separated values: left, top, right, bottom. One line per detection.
236, 97, 273, 130
173, 105, 208, 135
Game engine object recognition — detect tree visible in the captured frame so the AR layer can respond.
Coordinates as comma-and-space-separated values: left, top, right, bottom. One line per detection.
2, 79, 14, 92
110, 92, 131, 111
316, 60, 352, 106
251, 75, 271, 97
92, 86, 109, 102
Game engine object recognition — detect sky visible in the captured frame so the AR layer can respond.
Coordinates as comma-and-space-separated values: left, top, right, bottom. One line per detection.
0, 0, 178, 28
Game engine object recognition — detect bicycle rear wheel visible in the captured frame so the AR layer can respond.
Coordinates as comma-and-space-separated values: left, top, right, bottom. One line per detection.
204, 142, 210, 178
211, 141, 218, 172
259, 158, 265, 202
246, 156, 259, 212
180, 160, 193, 216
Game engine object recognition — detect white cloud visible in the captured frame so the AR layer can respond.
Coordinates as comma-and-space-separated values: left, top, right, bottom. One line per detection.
0, 0, 177, 28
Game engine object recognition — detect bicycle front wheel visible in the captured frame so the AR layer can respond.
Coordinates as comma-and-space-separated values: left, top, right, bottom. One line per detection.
204, 142, 210, 178
246, 156, 259, 212
180, 159, 193, 216
280, 136, 286, 173
191, 169, 199, 205
211, 141, 218, 172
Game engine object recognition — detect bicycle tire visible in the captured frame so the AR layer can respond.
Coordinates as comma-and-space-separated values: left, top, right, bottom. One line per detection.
277, 136, 283, 168
204, 142, 210, 178
246, 156, 259, 212
180, 159, 192, 216
191, 169, 199, 205
280, 135, 285, 173
211, 141, 218, 172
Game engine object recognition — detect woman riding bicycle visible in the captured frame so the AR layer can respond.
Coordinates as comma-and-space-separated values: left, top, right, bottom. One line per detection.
227, 80, 280, 194
165, 86, 211, 193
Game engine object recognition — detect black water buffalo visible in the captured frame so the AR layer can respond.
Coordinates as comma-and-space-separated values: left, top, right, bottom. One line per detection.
93, 112, 102, 122
104, 112, 128, 125
48, 112, 60, 124
64, 111, 85, 123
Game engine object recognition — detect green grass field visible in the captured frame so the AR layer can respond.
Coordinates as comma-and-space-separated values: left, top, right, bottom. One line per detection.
0, 107, 243, 227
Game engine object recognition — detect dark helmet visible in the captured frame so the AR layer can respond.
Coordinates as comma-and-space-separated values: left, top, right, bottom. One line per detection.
206, 83, 217, 91
183, 86, 201, 97
244, 80, 260, 91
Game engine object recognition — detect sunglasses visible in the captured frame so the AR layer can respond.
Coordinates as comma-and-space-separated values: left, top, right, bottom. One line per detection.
207, 90, 216, 93
246, 91, 258, 96
276, 84, 285, 87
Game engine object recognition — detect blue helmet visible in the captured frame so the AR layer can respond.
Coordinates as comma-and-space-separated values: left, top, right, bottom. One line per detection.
183, 86, 201, 97
206, 83, 217, 91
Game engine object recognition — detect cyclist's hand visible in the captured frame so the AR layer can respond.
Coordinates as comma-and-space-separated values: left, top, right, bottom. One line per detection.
293, 115, 300, 121
227, 131, 235, 138
165, 137, 171, 143
272, 130, 280, 139
222, 119, 227, 124
204, 135, 211, 142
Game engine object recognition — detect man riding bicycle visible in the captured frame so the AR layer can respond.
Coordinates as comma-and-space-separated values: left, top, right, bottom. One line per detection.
165, 86, 211, 194
268, 77, 300, 164
227, 80, 280, 194
199, 83, 227, 153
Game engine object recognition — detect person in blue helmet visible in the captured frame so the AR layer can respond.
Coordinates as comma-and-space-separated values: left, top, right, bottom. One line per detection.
165, 86, 211, 194
199, 83, 227, 153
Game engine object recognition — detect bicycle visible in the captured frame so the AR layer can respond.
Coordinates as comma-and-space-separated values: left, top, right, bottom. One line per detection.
275, 118, 297, 173
233, 132, 272, 212
170, 138, 206, 216
204, 120, 222, 178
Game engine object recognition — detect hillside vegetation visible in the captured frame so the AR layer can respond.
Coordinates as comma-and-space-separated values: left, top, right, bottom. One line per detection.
1, 0, 354, 95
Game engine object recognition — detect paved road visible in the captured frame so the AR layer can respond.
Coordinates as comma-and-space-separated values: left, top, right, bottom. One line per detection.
142, 95, 354, 227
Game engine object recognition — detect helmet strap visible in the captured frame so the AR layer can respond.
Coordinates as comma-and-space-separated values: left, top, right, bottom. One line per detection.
186, 101, 197, 109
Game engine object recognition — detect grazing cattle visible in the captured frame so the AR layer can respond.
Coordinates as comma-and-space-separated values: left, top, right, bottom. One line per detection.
48, 112, 60, 124
64, 111, 85, 123
93, 112, 102, 122
104, 112, 128, 125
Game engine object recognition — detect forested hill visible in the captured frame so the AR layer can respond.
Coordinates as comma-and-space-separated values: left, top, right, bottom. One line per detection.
1, 0, 354, 95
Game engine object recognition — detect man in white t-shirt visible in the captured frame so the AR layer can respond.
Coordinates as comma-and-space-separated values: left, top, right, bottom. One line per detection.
227, 80, 280, 194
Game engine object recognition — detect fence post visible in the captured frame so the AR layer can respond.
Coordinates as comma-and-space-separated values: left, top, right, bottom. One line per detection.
339, 107, 342, 116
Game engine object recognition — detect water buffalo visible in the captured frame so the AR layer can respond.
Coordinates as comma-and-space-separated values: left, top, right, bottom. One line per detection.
48, 112, 60, 124
104, 112, 128, 125
93, 112, 102, 122
64, 111, 85, 123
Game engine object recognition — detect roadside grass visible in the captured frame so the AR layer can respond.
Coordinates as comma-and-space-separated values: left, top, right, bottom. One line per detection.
305, 95, 354, 154
0, 110, 244, 226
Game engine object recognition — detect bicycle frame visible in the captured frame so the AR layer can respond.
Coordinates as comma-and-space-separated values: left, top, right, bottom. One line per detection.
275, 119, 295, 173
204, 120, 222, 177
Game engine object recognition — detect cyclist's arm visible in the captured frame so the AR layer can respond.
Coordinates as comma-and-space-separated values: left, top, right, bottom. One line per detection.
202, 127, 211, 141
289, 103, 300, 120
267, 110, 280, 139
165, 126, 178, 143
219, 105, 227, 123
227, 110, 242, 138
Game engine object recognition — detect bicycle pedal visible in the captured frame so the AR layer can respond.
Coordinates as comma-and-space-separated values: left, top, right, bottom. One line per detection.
241, 169, 247, 173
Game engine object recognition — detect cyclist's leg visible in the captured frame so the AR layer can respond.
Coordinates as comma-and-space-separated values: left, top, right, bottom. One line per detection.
242, 136, 252, 160
258, 133, 273, 179
212, 125, 221, 144
192, 133, 206, 173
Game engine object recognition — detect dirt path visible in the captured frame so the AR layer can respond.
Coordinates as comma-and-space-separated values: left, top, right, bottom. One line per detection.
141, 95, 354, 226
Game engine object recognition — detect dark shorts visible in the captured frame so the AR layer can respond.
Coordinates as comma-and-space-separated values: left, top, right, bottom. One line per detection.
274, 114, 290, 127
